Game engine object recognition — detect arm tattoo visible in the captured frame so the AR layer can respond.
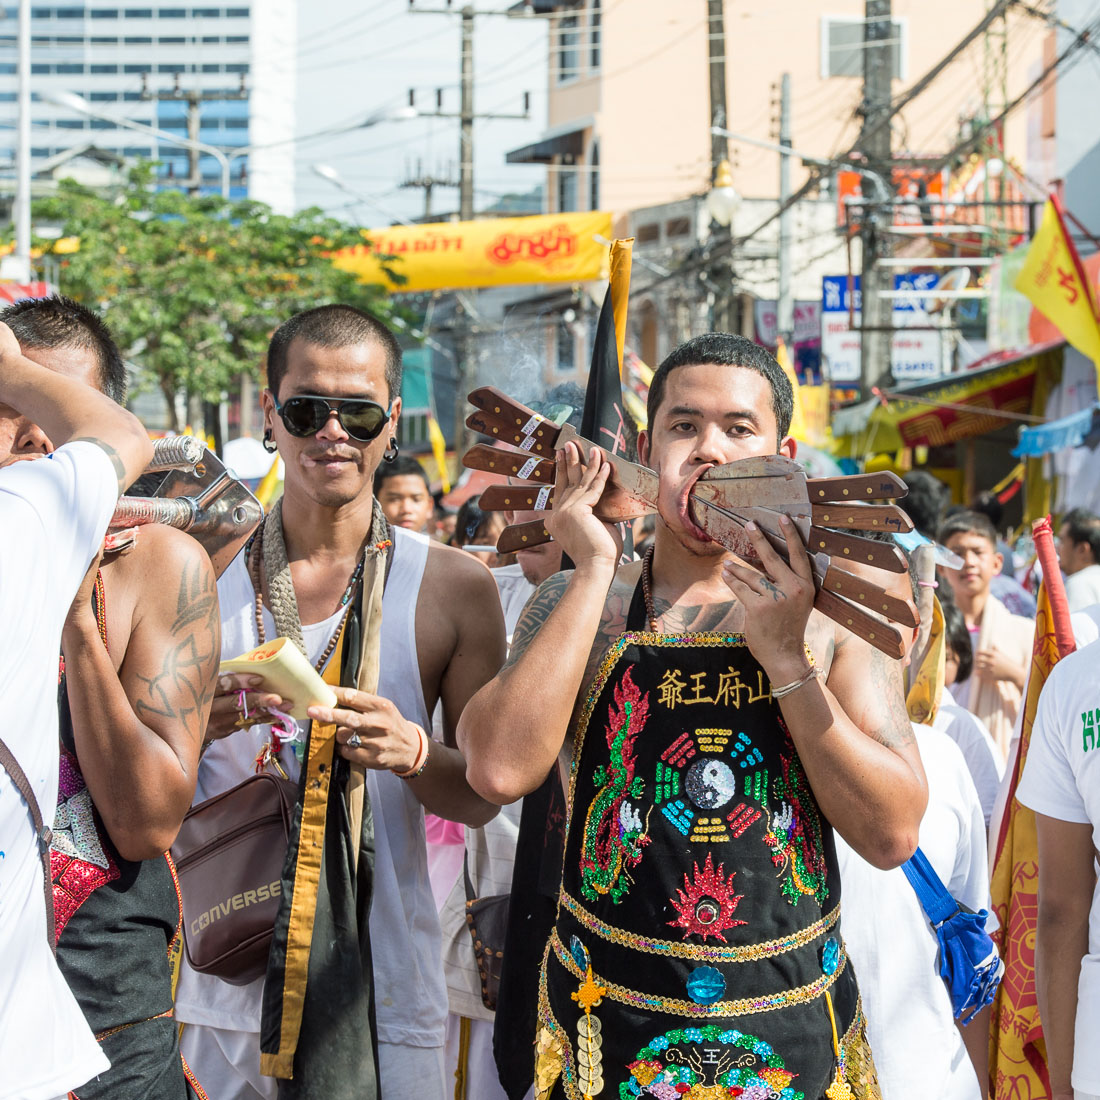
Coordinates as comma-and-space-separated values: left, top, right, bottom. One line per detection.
70, 436, 128, 492
132, 558, 220, 733
503, 571, 571, 669
863, 646, 915, 748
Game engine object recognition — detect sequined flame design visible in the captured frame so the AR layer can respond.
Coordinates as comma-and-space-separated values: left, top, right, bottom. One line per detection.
580, 667, 651, 904
535, 1026, 564, 1100
763, 745, 828, 906
668, 853, 747, 942
624, 1025, 803, 1100
51, 748, 119, 938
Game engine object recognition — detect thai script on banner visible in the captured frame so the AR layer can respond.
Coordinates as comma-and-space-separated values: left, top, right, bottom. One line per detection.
331, 211, 612, 293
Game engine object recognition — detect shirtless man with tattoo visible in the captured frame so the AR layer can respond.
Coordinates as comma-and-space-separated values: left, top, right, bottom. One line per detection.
459, 333, 927, 1100
0, 297, 220, 1099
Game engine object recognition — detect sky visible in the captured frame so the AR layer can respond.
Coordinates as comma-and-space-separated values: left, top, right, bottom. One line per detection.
291, 0, 549, 225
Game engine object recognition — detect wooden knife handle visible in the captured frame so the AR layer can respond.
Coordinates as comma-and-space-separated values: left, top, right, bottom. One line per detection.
479, 484, 554, 512
465, 409, 559, 454
812, 589, 906, 659
807, 472, 907, 503
497, 519, 552, 554
806, 527, 908, 573
821, 565, 920, 628
466, 387, 561, 451
811, 502, 914, 533
467, 386, 541, 423
462, 444, 556, 484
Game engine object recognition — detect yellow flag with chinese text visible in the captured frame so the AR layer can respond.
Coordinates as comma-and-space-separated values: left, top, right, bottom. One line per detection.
1014, 198, 1100, 375
989, 516, 1077, 1099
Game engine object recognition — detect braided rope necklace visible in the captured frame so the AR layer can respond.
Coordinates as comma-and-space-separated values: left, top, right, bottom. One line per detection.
246, 520, 365, 673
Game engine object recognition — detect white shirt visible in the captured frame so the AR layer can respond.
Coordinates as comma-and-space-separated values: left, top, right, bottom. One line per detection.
490, 562, 534, 644
934, 692, 1004, 825
0, 444, 116, 1100
1066, 565, 1100, 614
176, 527, 447, 1050
837, 726, 991, 1100
1072, 607, 1100, 647
1016, 639, 1100, 1093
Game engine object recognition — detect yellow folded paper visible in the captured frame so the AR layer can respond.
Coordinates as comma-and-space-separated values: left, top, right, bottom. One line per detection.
219, 637, 338, 722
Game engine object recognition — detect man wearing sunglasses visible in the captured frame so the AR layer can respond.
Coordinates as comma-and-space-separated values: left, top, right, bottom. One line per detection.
176, 304, 504, 1100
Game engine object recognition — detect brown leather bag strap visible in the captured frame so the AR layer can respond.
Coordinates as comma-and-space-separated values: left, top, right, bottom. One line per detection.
0, 736, 56, 952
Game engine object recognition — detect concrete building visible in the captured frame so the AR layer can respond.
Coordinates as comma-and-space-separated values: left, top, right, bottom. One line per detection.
493, 0, 1048, 391
0, 2, 296, 210
1034, 0, 1100, 233
507, 0, 1043, 214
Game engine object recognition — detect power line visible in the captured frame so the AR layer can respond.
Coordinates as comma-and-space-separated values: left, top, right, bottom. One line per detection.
625, 0, 1092, 304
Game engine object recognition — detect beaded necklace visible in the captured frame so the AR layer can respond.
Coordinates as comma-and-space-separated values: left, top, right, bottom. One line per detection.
245, 520, 366, 674
640, 545, 660, 633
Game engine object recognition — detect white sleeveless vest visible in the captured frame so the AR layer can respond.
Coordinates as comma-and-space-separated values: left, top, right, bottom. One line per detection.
175, 526, 446, 1049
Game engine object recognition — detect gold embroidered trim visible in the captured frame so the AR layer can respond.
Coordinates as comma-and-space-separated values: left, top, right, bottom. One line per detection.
558, 890, 840, 964
549, 928, 846, 1018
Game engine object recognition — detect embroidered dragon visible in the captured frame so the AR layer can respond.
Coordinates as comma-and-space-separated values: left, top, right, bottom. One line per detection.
579, 666, 651, 903
764, 743, 828, 906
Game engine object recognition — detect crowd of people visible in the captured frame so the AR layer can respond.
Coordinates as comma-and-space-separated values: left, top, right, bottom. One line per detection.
1, 295, 1099, 1100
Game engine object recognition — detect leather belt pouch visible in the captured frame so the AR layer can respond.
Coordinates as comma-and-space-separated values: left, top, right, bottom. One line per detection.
463, 855, 509, 1011
172, 771, 298, 986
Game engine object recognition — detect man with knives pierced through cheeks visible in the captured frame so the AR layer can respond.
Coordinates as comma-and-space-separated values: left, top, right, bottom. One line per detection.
458, 333, 927, 1100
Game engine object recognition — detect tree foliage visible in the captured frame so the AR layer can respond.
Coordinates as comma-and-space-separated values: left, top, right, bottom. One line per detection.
31, 165, 406, 430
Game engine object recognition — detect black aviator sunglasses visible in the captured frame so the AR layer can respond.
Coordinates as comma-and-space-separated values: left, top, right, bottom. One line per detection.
273, 395, 392, 442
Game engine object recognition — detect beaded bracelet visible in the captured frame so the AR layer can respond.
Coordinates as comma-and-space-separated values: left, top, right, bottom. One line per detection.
771, 666, 821, 700
394, 723, 430, 780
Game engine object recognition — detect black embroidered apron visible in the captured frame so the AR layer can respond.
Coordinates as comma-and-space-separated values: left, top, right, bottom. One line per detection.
536, 581, 878, 1100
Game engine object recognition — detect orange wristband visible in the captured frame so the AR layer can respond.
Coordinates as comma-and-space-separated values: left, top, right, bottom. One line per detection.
394, 723, 430, 779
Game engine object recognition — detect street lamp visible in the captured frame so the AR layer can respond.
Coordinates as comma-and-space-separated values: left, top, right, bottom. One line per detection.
706, 158, 741, 227
44, 93, 420, 201
708, 125, 890, 202
44, 90, 237, 198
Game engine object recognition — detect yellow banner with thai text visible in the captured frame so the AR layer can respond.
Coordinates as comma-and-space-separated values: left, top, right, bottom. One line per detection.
331, 211, 612, 293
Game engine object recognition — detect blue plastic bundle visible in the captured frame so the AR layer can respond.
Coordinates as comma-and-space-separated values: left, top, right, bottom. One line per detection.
901, 847, 1005, 1022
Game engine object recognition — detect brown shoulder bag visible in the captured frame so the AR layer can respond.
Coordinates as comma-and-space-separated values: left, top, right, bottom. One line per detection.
171, 770, 298, 986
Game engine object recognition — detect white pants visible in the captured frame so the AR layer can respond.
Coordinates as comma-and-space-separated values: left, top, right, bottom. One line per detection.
180, 1023, 446, 1100
442, 1014, 534, 1100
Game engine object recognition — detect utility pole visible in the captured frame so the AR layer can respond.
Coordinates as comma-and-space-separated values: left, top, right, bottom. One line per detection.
408, 1, 531, 452
777, 72, 793, 346
858, 0, 895, 400
10, 0, 30, 282
706, 0, 733, 332
399, 159, 460, 221
141, 74, 247, 195
407, 6, 531, 222
459, 6, 474, 220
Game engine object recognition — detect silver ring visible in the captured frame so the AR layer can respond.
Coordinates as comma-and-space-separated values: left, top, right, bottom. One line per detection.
346, 732, 362, 749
